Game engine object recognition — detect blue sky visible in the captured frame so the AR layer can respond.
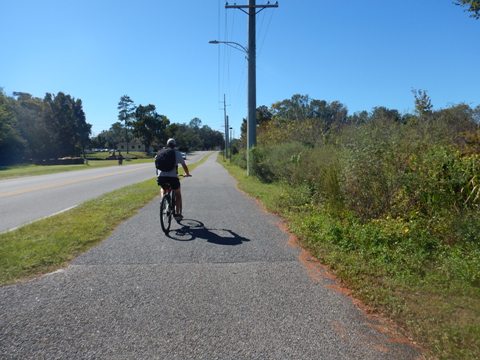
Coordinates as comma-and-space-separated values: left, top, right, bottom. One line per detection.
1, 0, 479, 137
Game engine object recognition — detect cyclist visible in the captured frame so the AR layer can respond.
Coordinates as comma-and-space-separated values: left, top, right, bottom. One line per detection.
156, 138, 191, 220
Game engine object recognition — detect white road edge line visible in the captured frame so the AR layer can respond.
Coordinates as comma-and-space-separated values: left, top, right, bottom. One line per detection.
1, 151, 212, 233
3, 205, 78, 234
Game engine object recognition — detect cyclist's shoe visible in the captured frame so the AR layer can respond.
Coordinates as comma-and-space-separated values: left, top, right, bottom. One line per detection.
174, 213, 183, 220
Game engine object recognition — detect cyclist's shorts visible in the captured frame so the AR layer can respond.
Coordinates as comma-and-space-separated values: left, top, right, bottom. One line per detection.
157, 176, 180, 190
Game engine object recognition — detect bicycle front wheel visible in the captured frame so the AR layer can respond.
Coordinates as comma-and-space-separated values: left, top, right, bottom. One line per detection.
160, 194, 172, 234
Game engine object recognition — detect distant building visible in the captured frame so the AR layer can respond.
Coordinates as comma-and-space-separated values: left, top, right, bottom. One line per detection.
117, 138, 153, 153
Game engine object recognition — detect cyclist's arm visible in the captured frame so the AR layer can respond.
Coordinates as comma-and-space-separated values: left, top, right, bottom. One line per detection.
181, 163, 191, 177
175, 150, 191, 177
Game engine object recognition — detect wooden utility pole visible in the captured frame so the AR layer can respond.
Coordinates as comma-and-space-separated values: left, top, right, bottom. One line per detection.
226, 1, 278, 174
223, 94, 228, 160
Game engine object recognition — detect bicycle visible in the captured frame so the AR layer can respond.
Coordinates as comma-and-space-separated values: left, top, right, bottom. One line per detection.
158, 174, 191, 234
159, 183, 176, 234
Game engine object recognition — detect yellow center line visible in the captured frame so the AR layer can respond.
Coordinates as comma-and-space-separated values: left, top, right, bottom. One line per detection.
0, 165, 154, 198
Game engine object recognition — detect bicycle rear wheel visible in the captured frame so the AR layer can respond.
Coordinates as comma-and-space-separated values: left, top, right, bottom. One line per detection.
160, 194, 172, 234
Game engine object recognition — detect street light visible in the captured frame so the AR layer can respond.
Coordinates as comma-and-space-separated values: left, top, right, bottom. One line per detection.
208, 40, 248, 57
209, 39, 254, 175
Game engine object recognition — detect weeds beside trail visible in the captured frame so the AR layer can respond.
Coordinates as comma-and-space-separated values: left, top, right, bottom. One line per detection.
224, 101, 480, 359
222, 158, 479, 360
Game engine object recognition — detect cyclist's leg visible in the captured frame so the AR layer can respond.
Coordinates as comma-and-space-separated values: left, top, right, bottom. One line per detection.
157, 176, 166, 197
175, 188, 182, 216
168, 177, 181, 217
157, 176, 174, 198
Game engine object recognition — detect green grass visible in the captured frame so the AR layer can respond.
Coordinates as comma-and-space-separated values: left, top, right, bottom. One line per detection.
0, 158, 153, 180
221, 159, 480, 360
86, 151, 153, 159
0, 153, 212, 285
0, 179, 158, 284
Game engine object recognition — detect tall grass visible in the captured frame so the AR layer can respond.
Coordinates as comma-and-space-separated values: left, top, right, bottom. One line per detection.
229, 113, 480, 359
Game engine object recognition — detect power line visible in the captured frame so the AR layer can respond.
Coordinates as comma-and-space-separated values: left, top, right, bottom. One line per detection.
258, 8, 275, 57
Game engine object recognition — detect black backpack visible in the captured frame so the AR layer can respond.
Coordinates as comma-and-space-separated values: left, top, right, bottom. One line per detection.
155, 148, 176, 171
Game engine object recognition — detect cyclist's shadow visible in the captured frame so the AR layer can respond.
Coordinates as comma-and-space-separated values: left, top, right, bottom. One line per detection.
166, 219, 251, 246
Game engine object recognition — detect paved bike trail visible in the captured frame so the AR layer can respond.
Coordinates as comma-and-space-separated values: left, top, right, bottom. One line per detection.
0, 154, 420, 359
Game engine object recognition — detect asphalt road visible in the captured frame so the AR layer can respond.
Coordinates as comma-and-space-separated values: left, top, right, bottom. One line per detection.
0, 154, 420, 359
0, 151, 210, 232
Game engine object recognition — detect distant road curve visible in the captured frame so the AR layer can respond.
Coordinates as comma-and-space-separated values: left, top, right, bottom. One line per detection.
0, 151, 212, 233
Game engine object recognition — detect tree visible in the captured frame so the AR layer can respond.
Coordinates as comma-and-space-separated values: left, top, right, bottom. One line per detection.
230, 138, 241, 155
271, 94, 311, 121
271, 95, 348, 124
435, 104, 478, 136
105, 122, 125, 150
133, 104, 169, 153
370, 106, 402, 123
43, 92, 91, 158
90, 131, 108, 149
0, 91, 25, 165
270, 94, 349, 139
10, 92, 47, 160
198, 125, 224, 150
348, 111, 370, 125
256, 105, 273, 125
314, 100, 349, 131
117, 95, 135, 153
455, 0, 480, 19
163, 121, 223, 151
413, 89, 433, 118
473, 105, 480, 126
165, 123, 199, 152
72, 99, 91, 157
240, 118, 247, 148
188, 117, 202, 129
1, 90, 91, 163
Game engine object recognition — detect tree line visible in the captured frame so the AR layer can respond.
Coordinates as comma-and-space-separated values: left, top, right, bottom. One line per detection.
0, 91, 91, 165
90, 95, 224, 154
233, 92, 480, 154
0, 91, 224, 165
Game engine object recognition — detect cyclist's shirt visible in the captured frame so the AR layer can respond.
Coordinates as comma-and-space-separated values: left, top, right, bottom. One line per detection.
157, 150, 186, 178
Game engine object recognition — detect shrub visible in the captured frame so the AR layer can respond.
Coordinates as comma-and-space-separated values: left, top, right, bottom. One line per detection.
250, 142, 307, 183
231, 150, 247, 169
251, 105, 480, 248
297, 145, 345, 213
403, 147, 480, 217
340, 122, 406, 219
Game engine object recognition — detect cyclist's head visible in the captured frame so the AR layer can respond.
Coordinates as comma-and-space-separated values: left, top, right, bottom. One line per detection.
166, 138, 176, 148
